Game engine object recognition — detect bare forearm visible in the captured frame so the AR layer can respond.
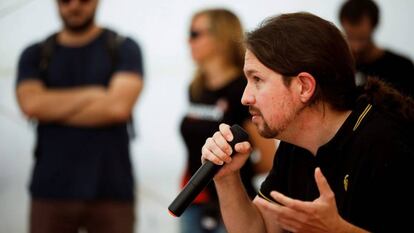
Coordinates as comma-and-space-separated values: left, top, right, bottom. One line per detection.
62, 96, 132, 127
62, 74, 142, 127
18, 85, 104, 122
215, 173, 266, 233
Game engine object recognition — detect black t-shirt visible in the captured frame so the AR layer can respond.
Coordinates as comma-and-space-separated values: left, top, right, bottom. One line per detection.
180, 76, 256, 200
16, 29, 144, 200
357, 50, 414, 97
260, 100, 413, 232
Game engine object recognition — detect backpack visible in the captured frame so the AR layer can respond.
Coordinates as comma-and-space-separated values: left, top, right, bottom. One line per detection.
39, 28, 125, 78
38, 28, 136, 139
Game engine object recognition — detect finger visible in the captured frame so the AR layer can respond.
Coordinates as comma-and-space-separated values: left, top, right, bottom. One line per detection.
219, 123, 233, 142
270, 191, 312, 213
212, 131, 233, 162
234, 141, 252, 154
254, 195, 283, 213
255, 196, 300, 232
201, 139, 225, 165
314, 167, 334, 199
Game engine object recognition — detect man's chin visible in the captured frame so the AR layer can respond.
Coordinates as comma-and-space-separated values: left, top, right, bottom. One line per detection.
65, 24, 92, 33
256, 124, 277, 139
63, 16, 94, 33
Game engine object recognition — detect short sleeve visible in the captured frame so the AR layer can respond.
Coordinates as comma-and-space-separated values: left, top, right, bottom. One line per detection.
116, 37, 144, 78
16, 43, 43, 85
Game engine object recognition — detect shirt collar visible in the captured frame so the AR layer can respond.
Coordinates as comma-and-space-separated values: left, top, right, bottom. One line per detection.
319, 101, 373, 153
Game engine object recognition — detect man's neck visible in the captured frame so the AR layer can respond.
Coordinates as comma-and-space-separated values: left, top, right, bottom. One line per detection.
359, 42, 384, 64
284, 104, 352, 155
58, 24, 102, 47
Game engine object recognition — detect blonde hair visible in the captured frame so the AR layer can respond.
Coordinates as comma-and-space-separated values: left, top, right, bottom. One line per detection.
190, 8, 245, 100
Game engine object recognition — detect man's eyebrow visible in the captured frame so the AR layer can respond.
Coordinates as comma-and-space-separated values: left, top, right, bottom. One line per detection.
244, 69, 257, 77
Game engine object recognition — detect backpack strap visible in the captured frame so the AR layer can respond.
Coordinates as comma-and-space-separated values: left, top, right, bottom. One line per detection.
38, 29, 126, 77
39, 33, 58, 79
104, 28, 125, 73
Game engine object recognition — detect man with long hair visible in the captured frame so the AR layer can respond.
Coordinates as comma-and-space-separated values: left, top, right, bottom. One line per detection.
201, 12, 413, 232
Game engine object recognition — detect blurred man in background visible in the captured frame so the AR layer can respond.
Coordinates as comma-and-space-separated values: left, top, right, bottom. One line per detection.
15, 0, 144, 232
339, 0, 414, 97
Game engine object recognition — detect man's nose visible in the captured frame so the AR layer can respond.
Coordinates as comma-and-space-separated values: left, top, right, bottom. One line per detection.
241, 86, 254, 106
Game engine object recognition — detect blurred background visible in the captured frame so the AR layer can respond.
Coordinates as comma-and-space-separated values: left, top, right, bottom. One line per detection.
0, 0, 413, 232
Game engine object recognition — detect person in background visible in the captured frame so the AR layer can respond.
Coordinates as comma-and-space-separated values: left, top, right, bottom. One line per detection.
201, 12, 413, 232
339, 0, 414, 97
15, 0, 143, 232
179, 8, 277, 233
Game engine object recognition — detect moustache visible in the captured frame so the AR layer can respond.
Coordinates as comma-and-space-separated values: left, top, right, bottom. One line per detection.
249, 107, 261, 116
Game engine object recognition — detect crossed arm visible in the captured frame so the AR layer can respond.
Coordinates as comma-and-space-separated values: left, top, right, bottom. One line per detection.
16, 71, 143, 127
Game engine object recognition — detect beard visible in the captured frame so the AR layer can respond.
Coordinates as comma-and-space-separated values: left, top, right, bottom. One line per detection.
249, 106, 280, 138
62, 12, 95, 33
258, 121, 279, 138
250, 103, 305, 139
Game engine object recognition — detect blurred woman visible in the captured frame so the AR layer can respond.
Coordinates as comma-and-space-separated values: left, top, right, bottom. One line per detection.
179, 8, 277, 233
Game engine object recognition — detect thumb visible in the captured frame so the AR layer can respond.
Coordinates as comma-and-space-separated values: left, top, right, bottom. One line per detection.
234, 141, 252, 154
314, 167, 334, 199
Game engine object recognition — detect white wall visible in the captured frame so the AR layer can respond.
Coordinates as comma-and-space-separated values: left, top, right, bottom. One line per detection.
1, 0, 413, 232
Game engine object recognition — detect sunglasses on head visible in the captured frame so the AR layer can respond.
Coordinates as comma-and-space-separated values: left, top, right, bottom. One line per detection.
58, 0, 91, 5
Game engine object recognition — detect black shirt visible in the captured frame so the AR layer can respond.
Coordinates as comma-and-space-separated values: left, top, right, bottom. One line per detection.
357, 50, 414, 97
260, 100, 413, 232
16, 30, 144, 201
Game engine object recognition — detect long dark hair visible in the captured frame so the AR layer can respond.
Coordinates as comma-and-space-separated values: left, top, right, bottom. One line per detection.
245, 12, 357, 111
358, 78, 414, 127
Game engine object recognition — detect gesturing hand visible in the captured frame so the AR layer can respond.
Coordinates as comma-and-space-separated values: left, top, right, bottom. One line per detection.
255, 167, 348, 233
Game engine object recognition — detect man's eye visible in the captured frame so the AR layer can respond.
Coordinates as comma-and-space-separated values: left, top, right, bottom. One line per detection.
253, 76, 261, 83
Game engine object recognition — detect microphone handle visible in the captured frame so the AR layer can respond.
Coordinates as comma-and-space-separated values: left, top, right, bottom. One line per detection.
168, 124, 248, 217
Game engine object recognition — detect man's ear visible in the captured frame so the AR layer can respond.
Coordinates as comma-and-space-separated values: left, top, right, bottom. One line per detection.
295, 72, 316, 103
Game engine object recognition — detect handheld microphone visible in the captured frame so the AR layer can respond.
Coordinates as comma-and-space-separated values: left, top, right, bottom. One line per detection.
168, 124, 249, 217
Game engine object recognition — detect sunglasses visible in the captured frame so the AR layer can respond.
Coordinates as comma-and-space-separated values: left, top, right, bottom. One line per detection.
58, 0, 91, 5
189, 30, 209, 40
